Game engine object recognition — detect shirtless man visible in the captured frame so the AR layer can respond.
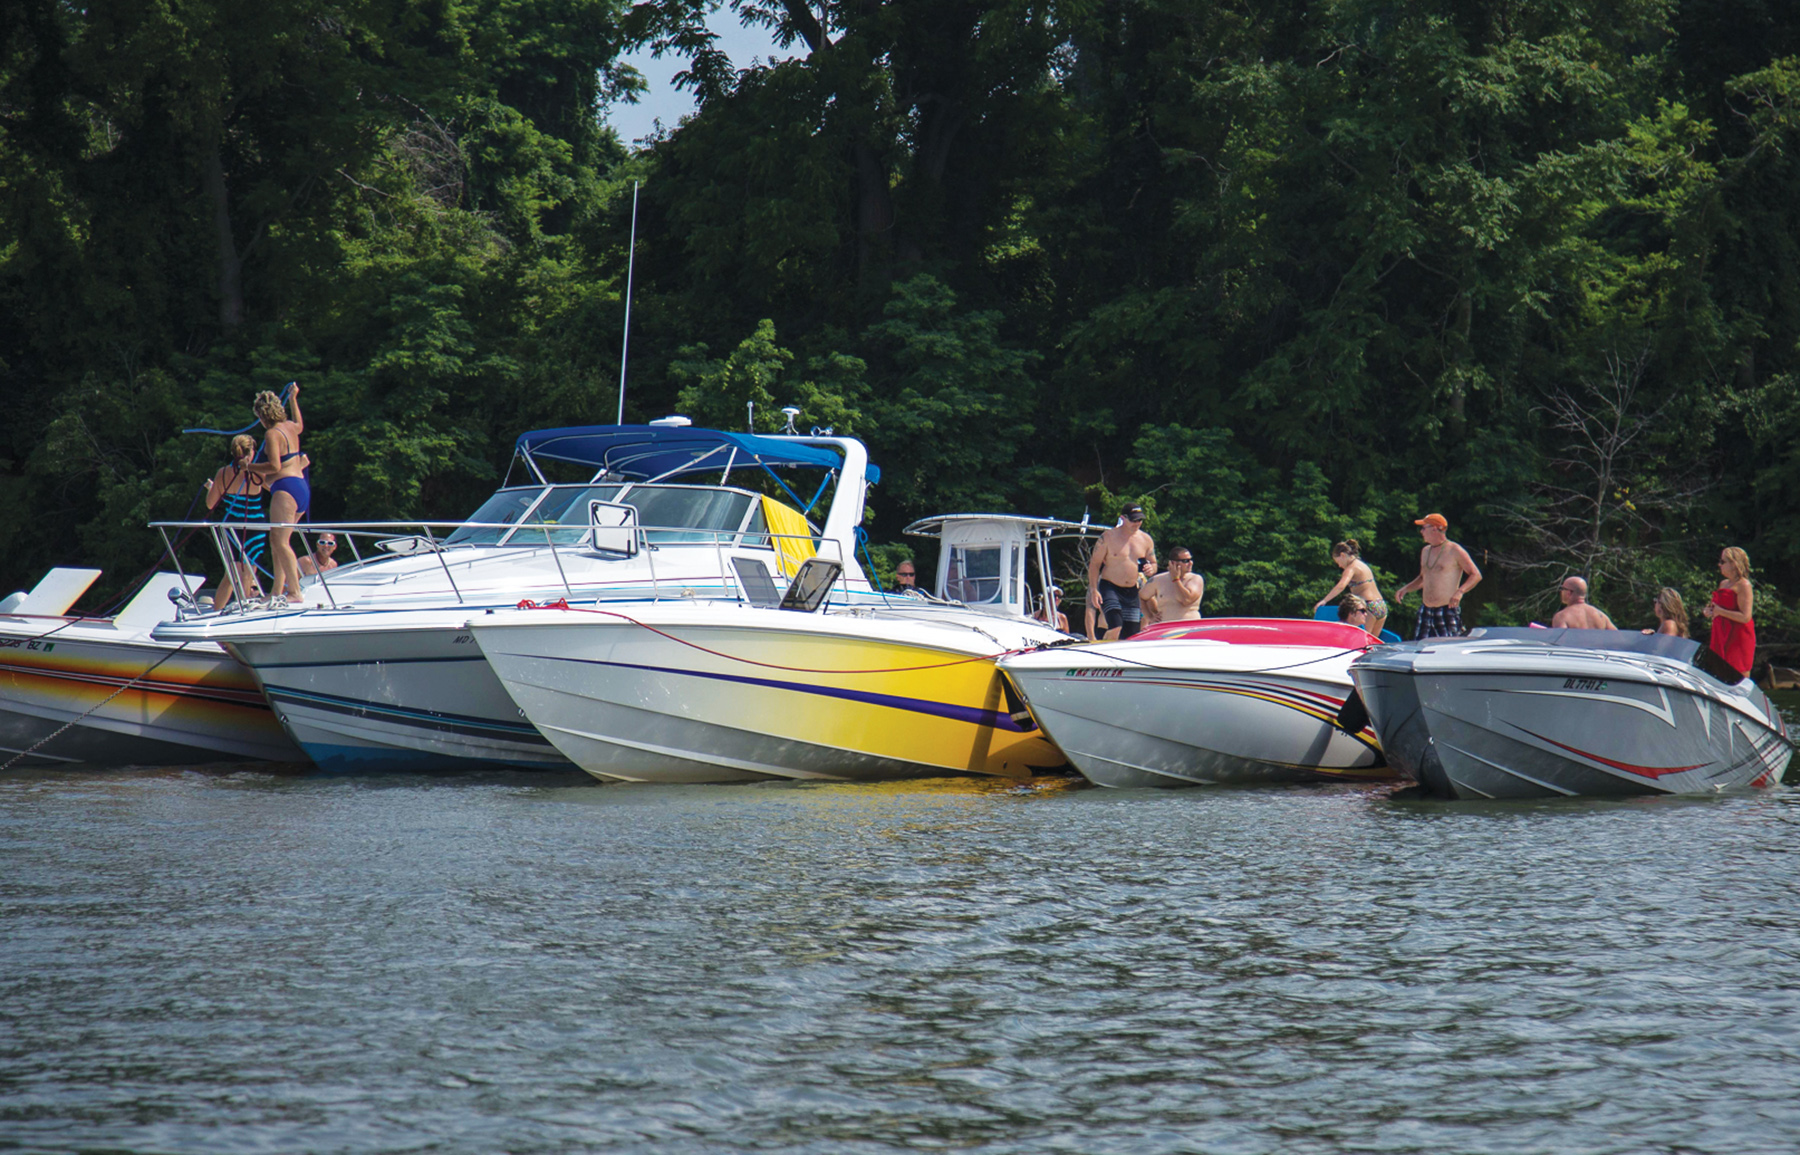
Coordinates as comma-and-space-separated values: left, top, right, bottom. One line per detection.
1392, 513, 1482, 639
297, 534, 339, 577
1141, 548, 1203, 624
1550, 576, 1615, 629
1087, 502, 1156, 640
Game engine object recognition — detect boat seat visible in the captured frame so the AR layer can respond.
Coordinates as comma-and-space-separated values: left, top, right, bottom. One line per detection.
779, 558, 842, 613
115, 574, 207, 628
731, 557, 783, 608
13, 568, 102, 617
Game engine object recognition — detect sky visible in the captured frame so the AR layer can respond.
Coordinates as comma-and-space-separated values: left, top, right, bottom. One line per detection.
604, 15, 796, 145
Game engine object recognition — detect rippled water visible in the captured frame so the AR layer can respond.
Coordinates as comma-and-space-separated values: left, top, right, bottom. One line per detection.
4, 760, 1800, 1155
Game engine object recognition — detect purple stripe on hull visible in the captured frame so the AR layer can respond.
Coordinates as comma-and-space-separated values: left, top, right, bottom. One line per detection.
538, 654, 1025, 731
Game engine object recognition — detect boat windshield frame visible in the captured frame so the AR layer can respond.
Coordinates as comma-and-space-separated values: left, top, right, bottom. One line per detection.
1462, 626, 1703, 664
443, 482, 774, 549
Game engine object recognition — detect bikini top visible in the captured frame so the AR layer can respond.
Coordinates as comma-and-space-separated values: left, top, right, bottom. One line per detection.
256, 425, 302, 464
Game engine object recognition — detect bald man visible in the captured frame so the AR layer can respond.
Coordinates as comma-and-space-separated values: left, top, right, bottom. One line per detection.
1550, 576, 1616, 629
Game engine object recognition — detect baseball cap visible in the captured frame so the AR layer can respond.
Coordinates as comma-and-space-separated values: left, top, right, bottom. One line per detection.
1120, 502, 1145, 522
1413, 513, 1448, 529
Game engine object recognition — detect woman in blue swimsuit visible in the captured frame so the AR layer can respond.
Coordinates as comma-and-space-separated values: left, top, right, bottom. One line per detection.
248, 384, 310, 606
203, 433, 267, 607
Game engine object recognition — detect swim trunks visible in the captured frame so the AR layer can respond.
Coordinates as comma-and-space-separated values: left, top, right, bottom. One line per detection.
1099, 579, 1144, 639
1415, 604, 1465, 639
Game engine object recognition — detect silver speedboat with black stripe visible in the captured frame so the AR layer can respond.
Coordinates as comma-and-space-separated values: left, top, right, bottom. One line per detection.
1347, 628, 1793, 799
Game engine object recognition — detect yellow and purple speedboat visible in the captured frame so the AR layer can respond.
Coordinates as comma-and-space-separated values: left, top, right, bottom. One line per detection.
469, 594, 1072, 783
466, 501, 1101, 784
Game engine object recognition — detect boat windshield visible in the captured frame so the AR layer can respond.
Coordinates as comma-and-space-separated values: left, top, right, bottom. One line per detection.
441, 483, 757, 548
622, 485, 758, 544
444, 488, 549, 546
511, 485, 626, 545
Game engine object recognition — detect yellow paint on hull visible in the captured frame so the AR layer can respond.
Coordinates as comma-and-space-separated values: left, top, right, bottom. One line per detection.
482, 614, 1071, 781
0, 634, 294, 760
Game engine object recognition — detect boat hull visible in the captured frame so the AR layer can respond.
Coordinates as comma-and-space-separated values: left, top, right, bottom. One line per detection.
221, 617, 571, 773
1000, 638, 1388, 788
1352, 650, 1794, 800
0, 627, 300, 767
471, 606, 1069, 783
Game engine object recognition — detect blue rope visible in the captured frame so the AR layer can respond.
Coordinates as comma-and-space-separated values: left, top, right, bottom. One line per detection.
182, 381, 296, 436
758, 462, 809, 509
855, 526, 885, 593
804, 472, 833, 515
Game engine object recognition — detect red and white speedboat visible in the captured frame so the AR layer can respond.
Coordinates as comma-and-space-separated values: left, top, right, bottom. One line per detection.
997, 618, 1390, 787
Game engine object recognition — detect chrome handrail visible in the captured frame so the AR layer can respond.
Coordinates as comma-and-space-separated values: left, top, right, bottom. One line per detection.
148, 517, 844, 613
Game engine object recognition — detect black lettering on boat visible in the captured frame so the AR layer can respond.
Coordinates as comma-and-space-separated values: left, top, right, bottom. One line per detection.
1562, 677, 1608, 691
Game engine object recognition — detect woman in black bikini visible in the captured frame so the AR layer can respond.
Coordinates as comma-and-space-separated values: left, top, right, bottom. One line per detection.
246, 385, 310, 606
1315, 539, 1388, 637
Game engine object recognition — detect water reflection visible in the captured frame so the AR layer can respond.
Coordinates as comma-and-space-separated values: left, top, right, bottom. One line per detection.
2, 762, 1799, 1152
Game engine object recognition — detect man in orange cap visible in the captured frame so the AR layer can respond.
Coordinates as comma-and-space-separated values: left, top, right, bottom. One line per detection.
1393, 513, 1482, 638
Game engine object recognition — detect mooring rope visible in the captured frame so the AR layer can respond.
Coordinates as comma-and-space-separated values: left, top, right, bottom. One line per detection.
0, 642, 192, 772
510, 598, 1015, 674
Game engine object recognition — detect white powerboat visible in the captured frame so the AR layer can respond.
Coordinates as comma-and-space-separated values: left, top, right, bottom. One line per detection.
998, 618, 1390, 787
467, 553, 1076, 784
1347, 628, 1794, 799
151, 423, 887, 772
0, 568, 301, 767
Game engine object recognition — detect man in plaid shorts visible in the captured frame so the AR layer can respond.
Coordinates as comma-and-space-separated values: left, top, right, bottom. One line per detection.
1393, 513, 1482, 638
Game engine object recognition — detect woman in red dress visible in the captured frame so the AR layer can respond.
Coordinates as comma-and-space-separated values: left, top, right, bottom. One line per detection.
1703, 546, 1756, 679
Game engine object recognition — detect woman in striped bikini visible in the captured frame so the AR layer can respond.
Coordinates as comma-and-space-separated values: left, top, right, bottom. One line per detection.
204, 434, 267, 608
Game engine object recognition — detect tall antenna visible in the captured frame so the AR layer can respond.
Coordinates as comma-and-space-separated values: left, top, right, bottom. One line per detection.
616, 179, 640, 425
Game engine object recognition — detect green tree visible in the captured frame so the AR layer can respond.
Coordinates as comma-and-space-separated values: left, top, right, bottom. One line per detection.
1127, 424, 1390, 618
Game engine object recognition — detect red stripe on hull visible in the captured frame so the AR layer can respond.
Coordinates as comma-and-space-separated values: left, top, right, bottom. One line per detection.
1516, 727, 1707, 779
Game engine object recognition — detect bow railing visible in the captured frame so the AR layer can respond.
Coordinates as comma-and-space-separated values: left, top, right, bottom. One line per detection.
146, 516, 855, 616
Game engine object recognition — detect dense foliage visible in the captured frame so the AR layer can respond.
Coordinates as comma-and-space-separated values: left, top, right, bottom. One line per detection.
4, 0, 1799, 656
